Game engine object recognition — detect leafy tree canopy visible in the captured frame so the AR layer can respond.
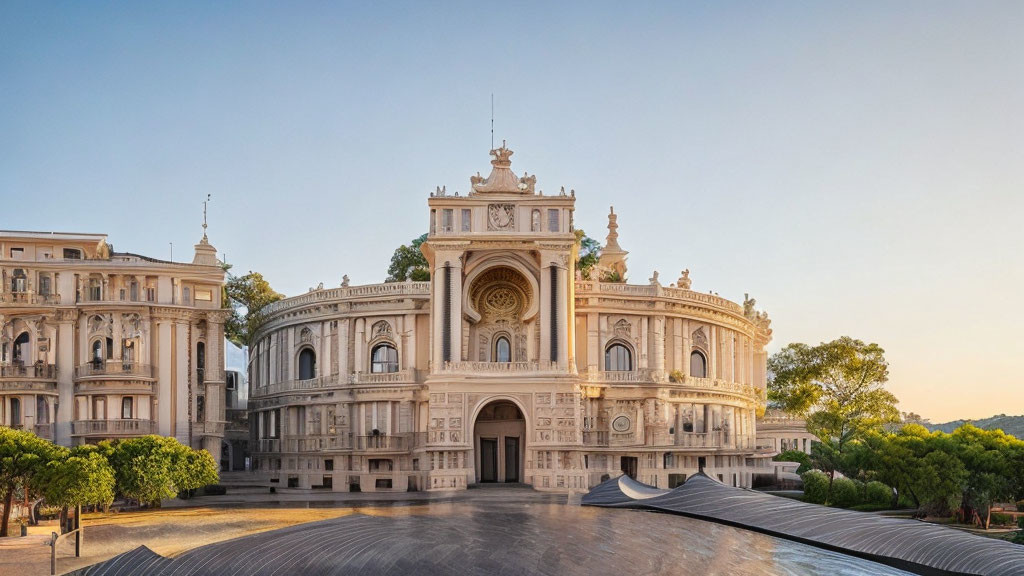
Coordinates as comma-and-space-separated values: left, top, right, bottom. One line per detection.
0, 427, 60, 535
224, 271, 284, 347
101, 435, 219, 507
386, 233, 430, 282
768, 337, 899, 448
36, 447, 116, 510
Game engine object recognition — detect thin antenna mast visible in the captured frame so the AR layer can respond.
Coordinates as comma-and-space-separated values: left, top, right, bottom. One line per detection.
490, 93, 494, 149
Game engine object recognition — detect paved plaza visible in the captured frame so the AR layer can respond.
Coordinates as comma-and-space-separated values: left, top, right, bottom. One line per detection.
61, 486, 911, 576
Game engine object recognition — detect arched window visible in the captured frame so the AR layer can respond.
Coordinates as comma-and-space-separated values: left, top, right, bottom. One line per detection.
690, 350, 707, 378
91, 340, 103, 366
493, 336, 511, 363
298, 348, 316, 380
13, 332, 29, 364
605, 343, 632, 371
371, 344, 398, 373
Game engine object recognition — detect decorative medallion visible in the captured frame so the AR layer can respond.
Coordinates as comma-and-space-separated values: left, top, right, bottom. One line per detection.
612, 415, 631, 433
487, 204, 516, 231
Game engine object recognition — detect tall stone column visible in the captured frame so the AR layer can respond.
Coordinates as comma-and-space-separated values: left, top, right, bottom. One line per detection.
55, 315, 75, 446
540, 262, 548, 360
174, 320, 190, 443
156, 317, 173, 436
672, 318, 683, 373
586, 312, 599, 372
338, 318, 349, 378
653, 315, 665, 373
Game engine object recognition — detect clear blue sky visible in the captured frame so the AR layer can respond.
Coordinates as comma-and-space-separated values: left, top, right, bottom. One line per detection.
2, 1, 1022, 422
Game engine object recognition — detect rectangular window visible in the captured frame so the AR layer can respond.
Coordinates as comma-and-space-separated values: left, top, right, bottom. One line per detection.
63, 248, 81, 259
39, 275, 51, 296
121, 397, 133, 419
119, 289, 126, 301
548, 209, 559, 232
430, 209, 437, 234
9, 248, 23, 259
146, 287, 156, 302
130, 282, 138, 301
441, 209, 453, 232
183, 287, 191, 304
461, 209, 472, 232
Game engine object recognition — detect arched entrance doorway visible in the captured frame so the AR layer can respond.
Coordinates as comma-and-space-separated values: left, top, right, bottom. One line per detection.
473, 400, 525, 483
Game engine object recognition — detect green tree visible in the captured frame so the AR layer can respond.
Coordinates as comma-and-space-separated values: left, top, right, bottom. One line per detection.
224, 271, 284, 346
35, 447, 115, 532
386, 233, 430, 282
951, 424, 1019, 528
768, 337, 899, 502
103, 436, 219, 507
169, 443, 219, 497
574, 230, 601, 280
0, 427, 58, 536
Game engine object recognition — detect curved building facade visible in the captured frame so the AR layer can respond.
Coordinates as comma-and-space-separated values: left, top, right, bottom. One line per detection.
248, 147, 774, 492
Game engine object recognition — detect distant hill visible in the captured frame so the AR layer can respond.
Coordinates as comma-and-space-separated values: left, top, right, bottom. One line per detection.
925, 414, 1024, 440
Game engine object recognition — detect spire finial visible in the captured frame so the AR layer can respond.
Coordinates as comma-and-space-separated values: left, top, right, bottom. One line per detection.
202, 194, 211, 243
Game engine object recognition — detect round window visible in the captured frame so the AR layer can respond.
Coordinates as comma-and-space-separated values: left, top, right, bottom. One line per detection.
612, 415, 631, 433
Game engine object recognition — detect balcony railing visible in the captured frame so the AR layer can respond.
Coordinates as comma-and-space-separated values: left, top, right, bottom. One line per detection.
0, 292, 61, 305
586, 369, 666, 383
75, 362, 154, 379
254, 438, 280, 453
574, 280, 745, 315
351, 369, 418, 385
0, 363, 57, 380
253, 370, 423, 398
191, 421, 225, 436
580, 431, 757, 450
438, 361, 561, 374
283, 434, 351, 452
353, 432, 425, 452
34, 423, 53, 440
71, 419, 156, 436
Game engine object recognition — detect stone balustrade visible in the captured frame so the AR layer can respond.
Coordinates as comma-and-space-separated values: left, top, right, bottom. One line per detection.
574, 280, 744, 315
33, 423, 54, 440
253, 370, 421, 398
353, 432, 425, 452
74, 362, 154, 379
439, 360, 561, 374
0, 292, 61, 305
71, 418, 157, 436
261, 281, 431, 316
0, 363, 57, 380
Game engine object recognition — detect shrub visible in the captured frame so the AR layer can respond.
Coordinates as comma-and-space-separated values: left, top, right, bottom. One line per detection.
865, 481, 892, 507
1017, 500, 1024, 512
668, 370, 685, 383
830, 477, 860, 508
801, 470, 829, 504
1017, 516, 1024, 530
990, 513, 1013, 527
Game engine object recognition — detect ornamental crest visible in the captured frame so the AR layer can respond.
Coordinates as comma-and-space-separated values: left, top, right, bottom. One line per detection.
487, 204, 516, 231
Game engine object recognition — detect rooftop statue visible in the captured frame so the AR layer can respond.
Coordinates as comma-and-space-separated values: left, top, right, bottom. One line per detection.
677, 269, 691, 290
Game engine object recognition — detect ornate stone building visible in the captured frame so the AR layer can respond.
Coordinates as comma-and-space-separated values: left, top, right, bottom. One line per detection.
0, 229, 228, 461
249, 146, 774, 492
